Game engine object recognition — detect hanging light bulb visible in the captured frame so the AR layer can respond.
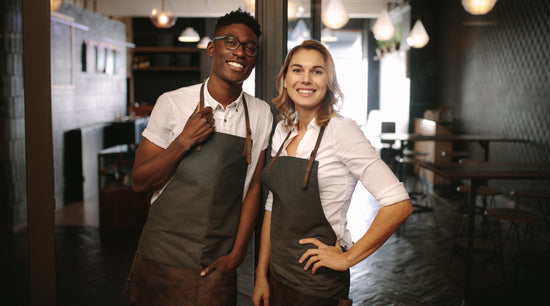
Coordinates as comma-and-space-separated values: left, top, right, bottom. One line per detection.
407, 19, 429, 48
462, 0, 498, 15
178, 27, 200, 42
372, 10, 395, 41
197, 36, 211, 49
50, 0, 63, 12
150, 0, 176, 29
322, 0, 349, 30
288, 0, 306, 21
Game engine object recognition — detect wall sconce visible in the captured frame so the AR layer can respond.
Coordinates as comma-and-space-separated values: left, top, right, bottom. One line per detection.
372, 10, 395, 41
50, 0, 62, 12
178, 27, 200, 42
322, 0, 349, 30
197, 36, 211, 49
462, 0, 498, 15
150, 0, 176, 29
407, 19, 429, 48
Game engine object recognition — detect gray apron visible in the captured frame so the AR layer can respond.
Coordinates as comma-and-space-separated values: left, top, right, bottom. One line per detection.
130, 83, 252, 305
261, 125, 350, 303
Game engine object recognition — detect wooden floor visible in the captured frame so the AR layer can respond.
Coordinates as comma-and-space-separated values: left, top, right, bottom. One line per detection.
5, 184, 550, 305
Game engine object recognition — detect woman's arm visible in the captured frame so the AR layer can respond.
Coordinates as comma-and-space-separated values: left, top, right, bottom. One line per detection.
300, 199, 413, 273
252, 210, 272, 306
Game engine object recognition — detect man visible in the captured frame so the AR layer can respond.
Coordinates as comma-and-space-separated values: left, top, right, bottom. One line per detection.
128, 9, 273, 305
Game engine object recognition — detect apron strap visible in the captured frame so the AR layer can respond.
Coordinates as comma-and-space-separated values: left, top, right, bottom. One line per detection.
265, 124, 327, 190
194, 83, 206, 151
265, 130, 292, 174
302, 125, 325, 189
241, 95, 252, 164
195, 82, 251, 164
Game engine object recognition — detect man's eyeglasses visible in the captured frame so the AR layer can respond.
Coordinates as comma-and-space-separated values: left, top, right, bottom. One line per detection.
212, 35, 259, 57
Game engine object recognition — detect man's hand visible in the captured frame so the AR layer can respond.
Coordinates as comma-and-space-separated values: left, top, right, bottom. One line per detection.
175, 106, 215, 151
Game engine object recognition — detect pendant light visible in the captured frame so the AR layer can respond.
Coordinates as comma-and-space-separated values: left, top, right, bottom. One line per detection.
197, 36, 211, 49
178, 27, 200, 42
322, 0, 349, 30
288, 0, 306, 21
50, 0, 62, 12
372, 10, 395, 41
150, 0, 176, 29
462, 0, 498, 15
407, 19, 429, 48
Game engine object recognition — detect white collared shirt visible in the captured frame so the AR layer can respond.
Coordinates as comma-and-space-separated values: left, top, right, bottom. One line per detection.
142, 78, 273, 203
265, 115, 409, 248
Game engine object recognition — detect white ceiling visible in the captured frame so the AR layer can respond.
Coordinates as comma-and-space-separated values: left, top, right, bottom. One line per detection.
94, 0, 400, 18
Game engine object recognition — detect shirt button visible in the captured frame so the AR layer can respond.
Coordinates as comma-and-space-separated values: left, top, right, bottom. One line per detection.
224, 119, 227, 123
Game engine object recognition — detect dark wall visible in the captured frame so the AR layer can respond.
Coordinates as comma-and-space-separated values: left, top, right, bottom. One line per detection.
0, 0, 26, 232
410, 0, 550, 191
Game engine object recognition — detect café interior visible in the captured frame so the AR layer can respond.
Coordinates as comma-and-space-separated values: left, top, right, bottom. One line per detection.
2, 0, 550, 305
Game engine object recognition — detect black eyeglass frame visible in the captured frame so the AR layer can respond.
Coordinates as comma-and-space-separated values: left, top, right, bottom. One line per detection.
211, 35, 259, 57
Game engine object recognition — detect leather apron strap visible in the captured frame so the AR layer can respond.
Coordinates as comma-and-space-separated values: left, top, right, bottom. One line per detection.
261, 123, 349, 300
195, 83, 252, 164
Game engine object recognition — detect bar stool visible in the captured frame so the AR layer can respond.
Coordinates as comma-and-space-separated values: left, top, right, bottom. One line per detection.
484, 207, 540, 283
511, 189, 550, 248
456, 185, 502, 214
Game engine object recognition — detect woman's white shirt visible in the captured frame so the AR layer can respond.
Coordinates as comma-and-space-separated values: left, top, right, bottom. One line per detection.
265, 116, 409, 248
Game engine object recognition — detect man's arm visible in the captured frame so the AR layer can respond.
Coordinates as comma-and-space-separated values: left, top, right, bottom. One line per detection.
200, 149, 266, 276
132, 107, 214, 193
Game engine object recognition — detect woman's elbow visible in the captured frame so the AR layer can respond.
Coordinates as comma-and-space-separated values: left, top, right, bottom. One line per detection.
401, 199, 414, 219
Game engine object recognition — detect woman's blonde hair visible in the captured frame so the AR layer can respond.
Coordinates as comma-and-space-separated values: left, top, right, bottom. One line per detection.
272, 40, 343, 128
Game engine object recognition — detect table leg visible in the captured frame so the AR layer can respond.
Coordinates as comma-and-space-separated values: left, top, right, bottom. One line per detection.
465, 179, 482, 301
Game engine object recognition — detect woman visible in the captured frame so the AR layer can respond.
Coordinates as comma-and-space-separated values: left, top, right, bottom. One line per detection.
252, 40, 413, 306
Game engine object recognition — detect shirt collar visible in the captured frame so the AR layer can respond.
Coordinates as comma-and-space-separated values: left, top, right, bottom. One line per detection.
203, 78, 244, 111
288, 115, 321, 137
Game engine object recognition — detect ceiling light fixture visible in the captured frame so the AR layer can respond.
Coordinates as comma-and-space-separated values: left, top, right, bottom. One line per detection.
288, 0, 306, 21
407, 19, 429, 48
150, 0, 176, 29
462, 0, 498, 15
372, 10, 395, 41
322, 0, 349, 30
178, 27, 200, 42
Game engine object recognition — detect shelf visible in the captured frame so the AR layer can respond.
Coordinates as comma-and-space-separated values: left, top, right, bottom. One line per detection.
134, 46, 201, 53
133, 66, 200, 72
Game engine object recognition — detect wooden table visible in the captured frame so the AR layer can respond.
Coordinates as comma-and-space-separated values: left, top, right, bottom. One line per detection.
380, 133, 526, 161
418, 161, 550, 300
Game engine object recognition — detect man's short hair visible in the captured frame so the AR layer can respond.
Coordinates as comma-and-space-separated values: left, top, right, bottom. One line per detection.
214, 8, 261, 38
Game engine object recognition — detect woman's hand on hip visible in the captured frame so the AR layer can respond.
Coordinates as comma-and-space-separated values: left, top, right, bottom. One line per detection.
299, 238, 350, 274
